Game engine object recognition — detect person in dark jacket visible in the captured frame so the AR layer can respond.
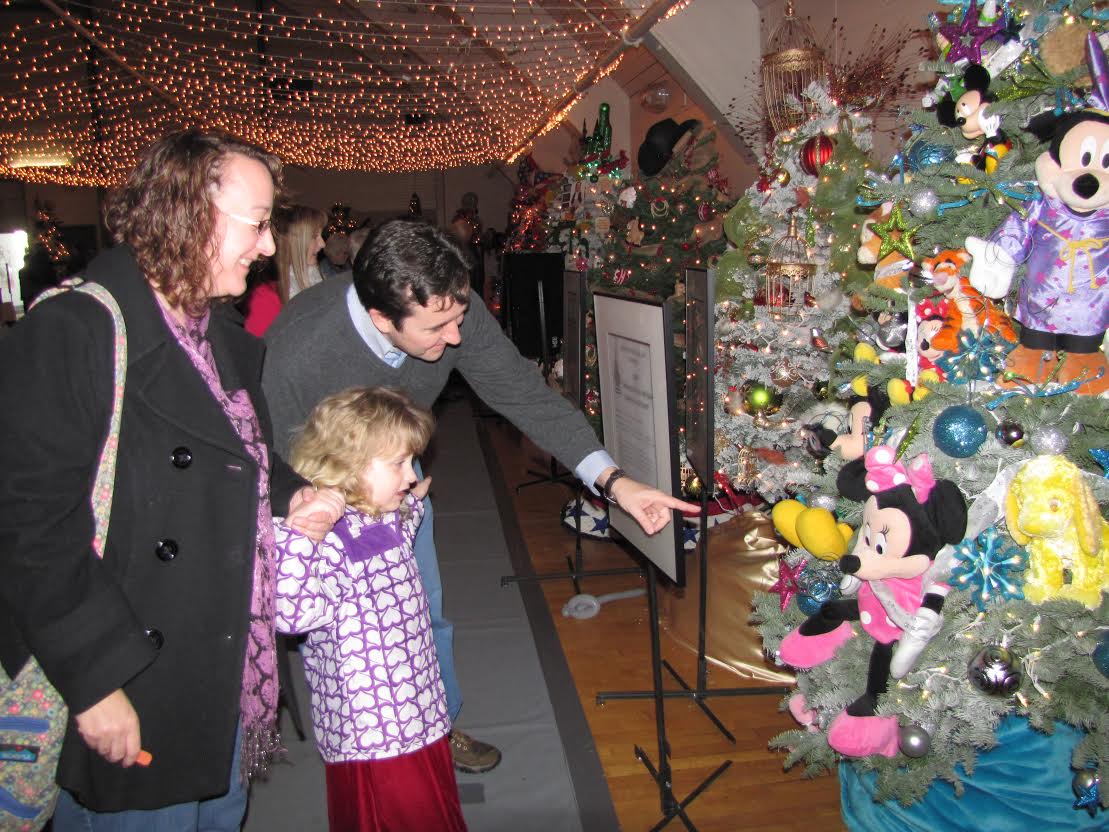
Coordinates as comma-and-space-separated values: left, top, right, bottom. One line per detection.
0, 128, 343, 830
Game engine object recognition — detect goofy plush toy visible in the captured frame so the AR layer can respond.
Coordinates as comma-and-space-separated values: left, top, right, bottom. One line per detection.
779, 446, 968, 757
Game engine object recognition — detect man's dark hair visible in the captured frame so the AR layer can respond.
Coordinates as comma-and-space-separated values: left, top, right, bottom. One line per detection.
353, 218, 471, 327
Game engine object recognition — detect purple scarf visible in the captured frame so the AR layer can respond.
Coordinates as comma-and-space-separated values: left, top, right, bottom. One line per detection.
156, 297, 279, 779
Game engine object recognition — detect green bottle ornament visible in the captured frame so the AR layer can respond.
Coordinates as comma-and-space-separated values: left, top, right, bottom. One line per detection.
594, 103, 612, 156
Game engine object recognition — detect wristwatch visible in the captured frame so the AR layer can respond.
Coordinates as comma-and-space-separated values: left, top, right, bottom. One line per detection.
600, 467, 628, 504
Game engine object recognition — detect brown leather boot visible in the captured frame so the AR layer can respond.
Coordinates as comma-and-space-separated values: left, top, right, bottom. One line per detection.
1055, 350, 1109, 395
1001, 344, 1057, 387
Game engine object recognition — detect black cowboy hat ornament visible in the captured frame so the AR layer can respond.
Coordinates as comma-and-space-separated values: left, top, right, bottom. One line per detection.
637, 117, 701, 176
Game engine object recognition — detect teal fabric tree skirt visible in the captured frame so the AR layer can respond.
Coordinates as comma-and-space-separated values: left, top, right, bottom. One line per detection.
840, 716, 1107, 831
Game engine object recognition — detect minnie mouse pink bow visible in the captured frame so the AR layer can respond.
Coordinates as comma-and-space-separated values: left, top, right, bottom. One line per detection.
863, 445, 936, 501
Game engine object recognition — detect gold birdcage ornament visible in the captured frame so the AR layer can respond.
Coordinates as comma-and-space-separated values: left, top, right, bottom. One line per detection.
762, 214, 815, 316
761, 1, 827, 134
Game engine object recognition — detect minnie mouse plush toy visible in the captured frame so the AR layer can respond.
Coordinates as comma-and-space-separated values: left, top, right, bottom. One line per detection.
779, 446, 968, 758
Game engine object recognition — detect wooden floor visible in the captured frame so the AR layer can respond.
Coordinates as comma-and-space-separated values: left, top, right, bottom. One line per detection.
482, 419, 846, 832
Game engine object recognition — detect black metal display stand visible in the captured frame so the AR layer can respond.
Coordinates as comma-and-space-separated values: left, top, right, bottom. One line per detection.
502, 270, 640, 593
503, 254, 575, 493
597, 270, 790, 743
628, 560, 732, 832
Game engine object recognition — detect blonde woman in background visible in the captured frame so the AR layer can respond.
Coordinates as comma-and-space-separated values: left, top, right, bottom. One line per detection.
244, 204, 326, 336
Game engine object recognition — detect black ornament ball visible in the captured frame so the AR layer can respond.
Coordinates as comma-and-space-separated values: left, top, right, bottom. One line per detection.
898, 724, 931, 758
1072, 769, 1100, 797
994, 420, 1025, 448
967, 645, 1022, 697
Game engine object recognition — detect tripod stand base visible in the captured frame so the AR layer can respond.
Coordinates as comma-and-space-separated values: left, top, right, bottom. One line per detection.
500, 555, 641, 594
597, 659, 792, 744
636, 745, 732, 832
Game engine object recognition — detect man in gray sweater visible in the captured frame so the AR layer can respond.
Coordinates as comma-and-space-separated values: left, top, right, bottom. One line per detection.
262, 219, 695, 773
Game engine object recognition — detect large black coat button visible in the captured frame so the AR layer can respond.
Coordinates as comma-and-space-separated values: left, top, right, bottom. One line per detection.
144, 628, 164, 650
171, 447, 193, 469
155, 539, 179, 562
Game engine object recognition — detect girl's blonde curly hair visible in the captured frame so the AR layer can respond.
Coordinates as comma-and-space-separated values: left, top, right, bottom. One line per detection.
290, 387, 433, 514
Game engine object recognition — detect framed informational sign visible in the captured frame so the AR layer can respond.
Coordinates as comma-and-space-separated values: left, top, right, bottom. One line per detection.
683, 267, 715, 483
593, 291, 683, 585
562, 270, 586, 409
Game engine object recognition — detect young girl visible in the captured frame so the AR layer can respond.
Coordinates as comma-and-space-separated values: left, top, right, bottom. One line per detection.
273, 386, 466, 832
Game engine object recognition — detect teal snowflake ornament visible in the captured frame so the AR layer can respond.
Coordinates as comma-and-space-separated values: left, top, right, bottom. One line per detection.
935, 329, 1015, 384
950, 527, 1028, 610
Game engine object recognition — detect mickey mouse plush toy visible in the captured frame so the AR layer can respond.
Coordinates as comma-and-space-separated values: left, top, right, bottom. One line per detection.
966, 33, 1109, 395
779, 446, 968, 758
936, 63, 1012, 173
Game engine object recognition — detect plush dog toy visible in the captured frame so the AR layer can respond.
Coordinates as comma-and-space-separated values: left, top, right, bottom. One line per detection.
779, 446, 968, 758
965, 33, 1109, 395
1005, 455, 1108, 608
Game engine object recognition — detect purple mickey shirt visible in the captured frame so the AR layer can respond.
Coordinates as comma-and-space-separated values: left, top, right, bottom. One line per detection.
273, 496, 450, 762
990, 197, 1109, 337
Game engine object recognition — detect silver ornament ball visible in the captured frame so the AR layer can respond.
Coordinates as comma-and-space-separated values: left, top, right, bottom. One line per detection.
909, 189, 939, 219
898, 724, 931, 758
1030, 426, 1068, 455
811, 494, 838, 512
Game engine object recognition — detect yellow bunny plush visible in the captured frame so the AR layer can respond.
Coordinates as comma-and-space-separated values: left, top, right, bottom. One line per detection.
1005, 455, 1108, 608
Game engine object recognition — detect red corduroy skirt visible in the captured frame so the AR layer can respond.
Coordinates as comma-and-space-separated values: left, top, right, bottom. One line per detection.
324, 737, 467, 832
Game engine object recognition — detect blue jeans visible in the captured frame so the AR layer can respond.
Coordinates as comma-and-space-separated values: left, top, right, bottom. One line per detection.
52, 722, 247, 832
413, 460, 462, 722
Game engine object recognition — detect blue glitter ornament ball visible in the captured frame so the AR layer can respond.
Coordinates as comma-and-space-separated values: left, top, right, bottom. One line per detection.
1094, 632, 1109, 680
933, 405, 988, 458
906, 140, 956, 173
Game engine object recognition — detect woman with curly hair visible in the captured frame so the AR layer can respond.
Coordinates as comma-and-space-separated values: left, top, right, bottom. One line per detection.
0, 128, 344, 831
243, 203, 327, 336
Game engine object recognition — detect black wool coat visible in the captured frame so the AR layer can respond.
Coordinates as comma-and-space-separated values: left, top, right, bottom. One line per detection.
0, 247, 305, 811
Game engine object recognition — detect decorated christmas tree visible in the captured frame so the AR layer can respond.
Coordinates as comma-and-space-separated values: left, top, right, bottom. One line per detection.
749, 1, 1109, 824
504, 154, 563, 253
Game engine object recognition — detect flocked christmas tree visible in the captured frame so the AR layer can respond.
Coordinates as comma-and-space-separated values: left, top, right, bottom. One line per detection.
747, 0, 1109, 821
711, 87, 878, 501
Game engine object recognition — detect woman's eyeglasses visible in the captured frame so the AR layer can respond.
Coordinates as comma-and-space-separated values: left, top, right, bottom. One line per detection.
219, 208, 272, 237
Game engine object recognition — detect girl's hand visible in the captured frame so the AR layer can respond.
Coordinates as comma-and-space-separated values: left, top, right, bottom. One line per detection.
411, 476, 432, 501
287, 486, 345, 541
75, 688, 141, 766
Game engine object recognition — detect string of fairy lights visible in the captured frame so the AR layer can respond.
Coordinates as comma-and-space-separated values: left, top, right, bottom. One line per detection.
0, 0, 670, 182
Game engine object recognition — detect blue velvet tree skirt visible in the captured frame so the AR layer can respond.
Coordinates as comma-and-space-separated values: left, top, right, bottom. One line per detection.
840, 716, 1108, 831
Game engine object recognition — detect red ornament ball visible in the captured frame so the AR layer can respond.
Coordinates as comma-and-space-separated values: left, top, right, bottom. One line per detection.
800, 135, 835, 176
756, 176, 772, 193
697, 203, 714, 222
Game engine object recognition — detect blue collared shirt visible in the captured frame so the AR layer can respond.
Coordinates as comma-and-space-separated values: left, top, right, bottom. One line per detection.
347, 284, 406, 368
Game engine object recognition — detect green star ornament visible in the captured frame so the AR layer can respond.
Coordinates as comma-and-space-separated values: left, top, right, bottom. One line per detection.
871, 202, 922, 262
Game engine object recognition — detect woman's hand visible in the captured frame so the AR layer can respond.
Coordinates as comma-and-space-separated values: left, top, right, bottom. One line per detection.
411, 475, 432, 501
286, 486, 345, 541
75, 688, 141, 766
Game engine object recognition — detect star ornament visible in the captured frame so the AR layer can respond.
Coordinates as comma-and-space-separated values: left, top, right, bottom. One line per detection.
871, 202, 923, 262
769, 557, 806, 611
1074, 779, 1101, 818
939, 0, 1005, 64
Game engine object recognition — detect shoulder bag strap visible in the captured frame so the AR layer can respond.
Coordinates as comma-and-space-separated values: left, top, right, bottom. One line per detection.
31, 280, 127, 557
